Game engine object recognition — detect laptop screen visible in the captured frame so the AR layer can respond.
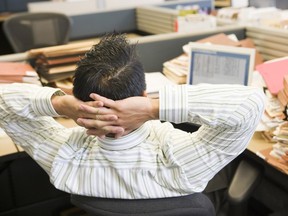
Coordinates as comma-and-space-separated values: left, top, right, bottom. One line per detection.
187, 43, 255, 86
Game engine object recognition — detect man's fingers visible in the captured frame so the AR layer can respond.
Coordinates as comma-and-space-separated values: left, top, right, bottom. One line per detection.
89, 93, 116, 109
76, 118, 117, 128
79, 104, 100, 114
85, 100, 104, 107
79, 104, 118, 121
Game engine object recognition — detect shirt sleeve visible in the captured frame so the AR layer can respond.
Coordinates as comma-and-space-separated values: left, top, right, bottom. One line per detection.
159, 84, 265, 128
0, 83, 68, 174
0, 83, 64, 119
158, 83, 265, 192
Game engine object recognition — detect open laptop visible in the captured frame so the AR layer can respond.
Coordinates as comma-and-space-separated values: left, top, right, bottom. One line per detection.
187, 42, 255, 86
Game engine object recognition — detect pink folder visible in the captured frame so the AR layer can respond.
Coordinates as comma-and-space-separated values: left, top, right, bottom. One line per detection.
257, 58, 288, 95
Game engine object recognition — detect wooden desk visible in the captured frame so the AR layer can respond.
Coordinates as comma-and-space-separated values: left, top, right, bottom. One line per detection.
248, 132, 273, 154
0, 134, 18, 156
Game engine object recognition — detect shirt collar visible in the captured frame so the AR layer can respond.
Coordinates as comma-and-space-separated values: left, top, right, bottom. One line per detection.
97, 122, 150, 151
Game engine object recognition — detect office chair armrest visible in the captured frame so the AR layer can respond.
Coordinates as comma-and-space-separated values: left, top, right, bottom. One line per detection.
228, 159, 262, 204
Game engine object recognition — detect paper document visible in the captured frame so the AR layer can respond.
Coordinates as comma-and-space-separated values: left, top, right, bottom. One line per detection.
145, 72, 174, 94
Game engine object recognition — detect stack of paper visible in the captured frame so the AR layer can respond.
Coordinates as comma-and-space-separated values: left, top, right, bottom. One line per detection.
175, 14, 216, 33
256, 121, 288, 174
0, 62, 41, 85
145, 72, 174, 98
257, 145, 288, 174
162, 54, 188, 84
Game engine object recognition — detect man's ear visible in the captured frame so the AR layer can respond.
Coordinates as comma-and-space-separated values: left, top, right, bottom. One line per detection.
142, 91, 147, 97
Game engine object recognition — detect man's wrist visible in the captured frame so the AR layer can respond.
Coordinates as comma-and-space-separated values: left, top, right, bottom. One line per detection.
150, 98, 159, 120
51, 93, 65, 116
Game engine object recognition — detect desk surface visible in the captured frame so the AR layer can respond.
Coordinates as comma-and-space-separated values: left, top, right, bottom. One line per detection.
247, 131, 273, 153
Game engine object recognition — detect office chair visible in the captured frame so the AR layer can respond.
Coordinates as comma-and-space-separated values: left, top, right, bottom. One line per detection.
71, 193, 216, 216
3, 12, 71, 53
226, 159, 263, 216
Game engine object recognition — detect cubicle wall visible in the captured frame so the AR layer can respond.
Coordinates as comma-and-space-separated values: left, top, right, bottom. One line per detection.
2, 25, 288, 71
69, 8, 137, 40
246, 26, 288, 61
133, 25, 246, 72
132, 25, 288, 72
249, 0, 288, 9
0, 0, 48, 13
68, 0, 213, 40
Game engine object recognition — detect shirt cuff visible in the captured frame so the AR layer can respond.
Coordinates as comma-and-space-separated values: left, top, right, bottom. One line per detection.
159, 84, 188, 123
31, 87, 65, 117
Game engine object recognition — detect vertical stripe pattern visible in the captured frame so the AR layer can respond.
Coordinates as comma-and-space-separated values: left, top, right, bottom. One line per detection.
0, 83, 265, 199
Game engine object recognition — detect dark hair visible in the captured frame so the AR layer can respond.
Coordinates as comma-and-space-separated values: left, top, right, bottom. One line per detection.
73, 33, 146, 101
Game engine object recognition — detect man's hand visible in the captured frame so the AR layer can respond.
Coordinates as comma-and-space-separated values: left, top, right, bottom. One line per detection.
76, 93, 159, 138
51, 94, 117, 123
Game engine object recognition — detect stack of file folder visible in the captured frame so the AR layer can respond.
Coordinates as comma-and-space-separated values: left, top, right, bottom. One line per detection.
28, 42, 94, 92
34, 53, 82, 83
0, 62, 41, 85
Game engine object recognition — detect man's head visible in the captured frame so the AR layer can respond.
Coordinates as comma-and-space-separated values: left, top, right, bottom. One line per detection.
73, 33, 146, 102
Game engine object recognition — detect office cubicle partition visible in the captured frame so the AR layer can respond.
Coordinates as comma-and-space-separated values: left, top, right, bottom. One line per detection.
69, 0, 213, 40
131, 25, 288, 72
133, 25, 246, 72
0, 0, 48, 13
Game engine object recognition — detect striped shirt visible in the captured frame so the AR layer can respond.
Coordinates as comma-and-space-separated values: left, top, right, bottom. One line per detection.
0, 83, 265, 199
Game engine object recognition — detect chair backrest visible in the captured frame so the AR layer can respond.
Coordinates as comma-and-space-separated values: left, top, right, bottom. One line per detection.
3, 12, 71, 53
71, 193, 215, 216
